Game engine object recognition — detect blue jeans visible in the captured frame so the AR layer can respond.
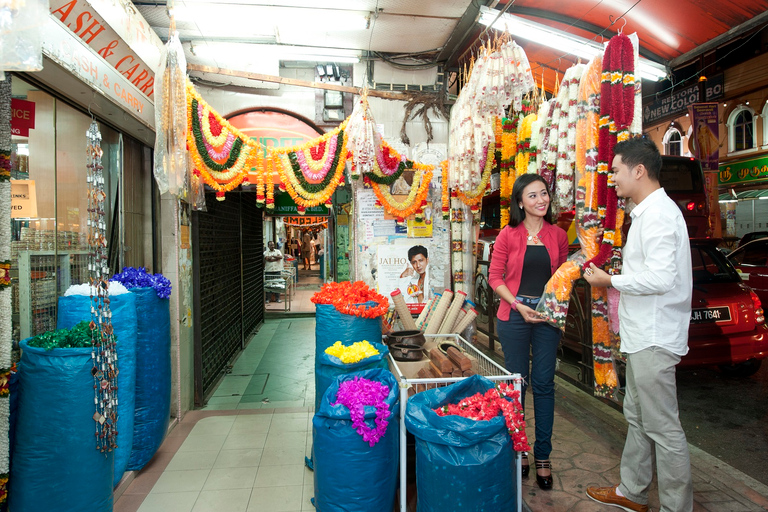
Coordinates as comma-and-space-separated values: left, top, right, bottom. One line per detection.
496, 296, 561, 460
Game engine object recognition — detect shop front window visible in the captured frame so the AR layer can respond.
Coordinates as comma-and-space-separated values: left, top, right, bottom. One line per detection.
727, 105, 756, 153
10, 77, 121, 348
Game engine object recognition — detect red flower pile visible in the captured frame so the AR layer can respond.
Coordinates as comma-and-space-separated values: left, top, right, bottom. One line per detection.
311, 281, 389, 319
434, 383, 530, 452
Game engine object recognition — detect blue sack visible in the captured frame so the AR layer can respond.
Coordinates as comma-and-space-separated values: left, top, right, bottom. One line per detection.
404, 375, 516, 512
313, 368, 399, 512
314, 303, 383, 357
127, 287, 171, 471
57, 293, 138, 486
10, 340, 113, 512
315, 341, 390, 411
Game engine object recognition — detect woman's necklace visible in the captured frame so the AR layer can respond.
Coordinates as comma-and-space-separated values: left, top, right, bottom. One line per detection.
525, 224, 543, 244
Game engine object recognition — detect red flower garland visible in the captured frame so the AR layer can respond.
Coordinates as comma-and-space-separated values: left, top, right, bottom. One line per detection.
434, 383, 530, 452
311, 281, 389, 319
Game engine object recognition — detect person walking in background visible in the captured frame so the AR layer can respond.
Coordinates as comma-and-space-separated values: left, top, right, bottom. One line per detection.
488, 173, 569, 490
301, 233, 312, 270
263, 241, 283, 304
584, 138, 693, 512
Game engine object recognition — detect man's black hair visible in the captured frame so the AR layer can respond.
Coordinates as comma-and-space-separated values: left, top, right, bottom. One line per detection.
407, 245, 428, 262
612, 137, 662, 182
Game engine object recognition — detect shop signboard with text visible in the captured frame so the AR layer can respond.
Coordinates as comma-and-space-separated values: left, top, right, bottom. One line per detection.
11, 99, 35, 137
719, 156, 768, 186
643, 74, 723, 125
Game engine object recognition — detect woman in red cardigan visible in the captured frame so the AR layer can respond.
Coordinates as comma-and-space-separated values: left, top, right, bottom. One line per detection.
489, 173, 569, 490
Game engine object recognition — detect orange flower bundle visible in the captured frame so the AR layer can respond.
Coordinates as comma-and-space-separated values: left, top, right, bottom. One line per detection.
311, 281, 389, 319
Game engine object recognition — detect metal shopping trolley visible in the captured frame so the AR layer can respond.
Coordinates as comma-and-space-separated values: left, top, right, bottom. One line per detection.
387, 333, 524, 512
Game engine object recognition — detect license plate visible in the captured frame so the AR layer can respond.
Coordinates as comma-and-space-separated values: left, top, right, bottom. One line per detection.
691, 306, 731, 324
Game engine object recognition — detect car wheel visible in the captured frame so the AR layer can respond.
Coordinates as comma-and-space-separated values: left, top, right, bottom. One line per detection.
719, 359, 762, 378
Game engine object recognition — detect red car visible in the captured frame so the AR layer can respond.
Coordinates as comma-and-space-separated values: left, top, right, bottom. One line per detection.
563, 238, 768, 378
728, 237, 768, 307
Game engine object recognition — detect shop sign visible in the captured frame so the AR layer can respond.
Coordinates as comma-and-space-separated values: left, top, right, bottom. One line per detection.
283, 216, 328, 227
273, 191, 329, 216
643, 74, 724, 125
11, 99, 35, 137
719, 155, 768, 185
42, 16, 154, 128
11, 180, 38, 219
49, 0, 162, 100
689, 103, 720, 172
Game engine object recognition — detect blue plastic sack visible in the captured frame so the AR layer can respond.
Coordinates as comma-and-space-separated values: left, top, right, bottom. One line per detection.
126, 287, 171, 471
404, 375, 516, 512
315, 341, 390, 411
313, 368, 399, 512
315, 303, 383, 357
10, 340, 113, 512
57, 293, 138, 486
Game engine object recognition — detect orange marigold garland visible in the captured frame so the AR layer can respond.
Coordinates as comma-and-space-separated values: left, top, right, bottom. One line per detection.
441, 160, 450, 220
311, 281, 389, 319
367, 165, 433, 224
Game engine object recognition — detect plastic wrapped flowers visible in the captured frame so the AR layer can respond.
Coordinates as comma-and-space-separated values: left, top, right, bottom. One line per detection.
333, 377, 391, 447
434, 383, 530, 452
325, 340, 380, 364
111, 266, 172, 299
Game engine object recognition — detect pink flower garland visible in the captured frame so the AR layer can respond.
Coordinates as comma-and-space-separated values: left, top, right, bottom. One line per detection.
333, 377, 391, 447
296, 133, 339, 182
434, 383, 530, 452
375, 144, 405, 176
198, 103, 235, 160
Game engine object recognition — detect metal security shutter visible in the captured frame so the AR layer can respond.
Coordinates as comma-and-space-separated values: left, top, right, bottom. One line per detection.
241, 196, 264, 338
193, 192, 264, 404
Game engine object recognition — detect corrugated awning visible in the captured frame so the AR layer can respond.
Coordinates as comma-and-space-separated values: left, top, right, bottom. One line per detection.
718, 189, 768, 201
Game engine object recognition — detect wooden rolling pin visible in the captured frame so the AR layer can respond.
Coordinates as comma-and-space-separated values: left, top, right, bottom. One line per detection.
391, 289, 418, 331
446, 346, 472, 372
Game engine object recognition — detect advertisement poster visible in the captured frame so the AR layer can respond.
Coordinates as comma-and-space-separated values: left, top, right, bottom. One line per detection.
377, 243, 432, 306
690, 103, 720, 172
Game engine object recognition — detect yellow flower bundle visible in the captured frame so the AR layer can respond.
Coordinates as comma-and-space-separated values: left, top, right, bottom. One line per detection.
325, 340, 380, 364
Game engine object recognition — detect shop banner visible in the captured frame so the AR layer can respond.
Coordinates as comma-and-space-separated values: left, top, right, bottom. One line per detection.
690, 103, 720, 172
377, 244, 432, 306
271, 192, 329, 216
11, 99, 35, 137
719, 155, 768, 186
11, 180, 38, 219
643, 74, 723, 125
283, 216, 328, 227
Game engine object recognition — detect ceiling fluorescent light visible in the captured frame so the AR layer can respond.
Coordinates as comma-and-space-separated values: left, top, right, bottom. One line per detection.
478, 6, 668, 81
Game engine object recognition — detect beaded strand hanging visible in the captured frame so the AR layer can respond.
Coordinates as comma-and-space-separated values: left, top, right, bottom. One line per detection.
87, 121, 119, 453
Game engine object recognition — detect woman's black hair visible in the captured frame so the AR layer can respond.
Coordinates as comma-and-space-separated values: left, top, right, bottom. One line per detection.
508, 174, 554, 227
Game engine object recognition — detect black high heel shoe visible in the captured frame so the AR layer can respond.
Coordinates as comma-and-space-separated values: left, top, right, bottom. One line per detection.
535, 459, 553, 490
521, 452, 529, 477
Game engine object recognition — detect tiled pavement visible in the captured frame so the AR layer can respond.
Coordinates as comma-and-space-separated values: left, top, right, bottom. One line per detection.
115, 317, 768, 512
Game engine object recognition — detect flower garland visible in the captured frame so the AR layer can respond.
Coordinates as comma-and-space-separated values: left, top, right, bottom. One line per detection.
311, 281, 389, 319
367, 166, 433, 224
455, 142, 493, 212
111, 266, 172, 299
325, 340, 379, 364
440, 160, 450, 220
0, 73, 11, 506
333, 377, 391, 447
554, 64, 586, 215
514, 113, 536, 177
434, 382, 530, 452
499, 117, 517, 226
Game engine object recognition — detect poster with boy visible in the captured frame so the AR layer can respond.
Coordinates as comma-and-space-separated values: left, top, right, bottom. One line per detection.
377, 244, 431, 305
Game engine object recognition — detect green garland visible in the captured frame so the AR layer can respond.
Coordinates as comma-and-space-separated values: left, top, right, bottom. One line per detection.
364, 160, 413, 184
286, 130, 346, 193
190, 98, 244, 172
26, 321, 118, 350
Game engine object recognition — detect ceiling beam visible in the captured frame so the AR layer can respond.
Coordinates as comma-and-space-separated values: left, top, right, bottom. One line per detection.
437, 0, 497, 65
187, 63, 411, 101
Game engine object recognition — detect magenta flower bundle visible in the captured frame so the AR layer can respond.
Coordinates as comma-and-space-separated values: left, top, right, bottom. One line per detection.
333, 377, 391, 447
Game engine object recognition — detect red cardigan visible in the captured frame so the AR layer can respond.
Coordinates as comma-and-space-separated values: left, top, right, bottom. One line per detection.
488, 222, 569, 321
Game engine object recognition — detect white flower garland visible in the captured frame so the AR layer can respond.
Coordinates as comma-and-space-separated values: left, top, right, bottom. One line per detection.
554, 64, 586, 215
0, 73, 11, 493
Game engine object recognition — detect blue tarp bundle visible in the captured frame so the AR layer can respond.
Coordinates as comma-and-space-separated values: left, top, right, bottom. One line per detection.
314, 303, 383, 356
126, 287, 171, 471
314, 341, 390, 411
404, 375, 517, 512
10, 340, 113, 511
313, 368, 399, 512
57, 293, 137, 486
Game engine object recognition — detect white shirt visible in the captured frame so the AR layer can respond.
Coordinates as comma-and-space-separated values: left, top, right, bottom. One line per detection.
611, 188, 692, 355
264, 249, 283, 273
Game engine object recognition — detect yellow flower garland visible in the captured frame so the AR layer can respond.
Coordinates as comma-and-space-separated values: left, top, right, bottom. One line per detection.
456, 142, 493, 207
371, 166, 433, 222
441, 160, 450, 219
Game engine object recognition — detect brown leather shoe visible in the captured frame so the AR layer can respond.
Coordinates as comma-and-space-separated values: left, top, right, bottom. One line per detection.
586, 485, 649, 512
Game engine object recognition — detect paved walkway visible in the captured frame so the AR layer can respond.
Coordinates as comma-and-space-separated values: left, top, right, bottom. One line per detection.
115, 317, 768, 512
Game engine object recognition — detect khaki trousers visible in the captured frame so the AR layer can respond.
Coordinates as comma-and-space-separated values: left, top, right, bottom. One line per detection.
618, 347, 693, 512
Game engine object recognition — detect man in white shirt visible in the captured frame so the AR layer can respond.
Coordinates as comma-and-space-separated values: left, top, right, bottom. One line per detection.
264, 241, 283, 303
584, 138, 693, 512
